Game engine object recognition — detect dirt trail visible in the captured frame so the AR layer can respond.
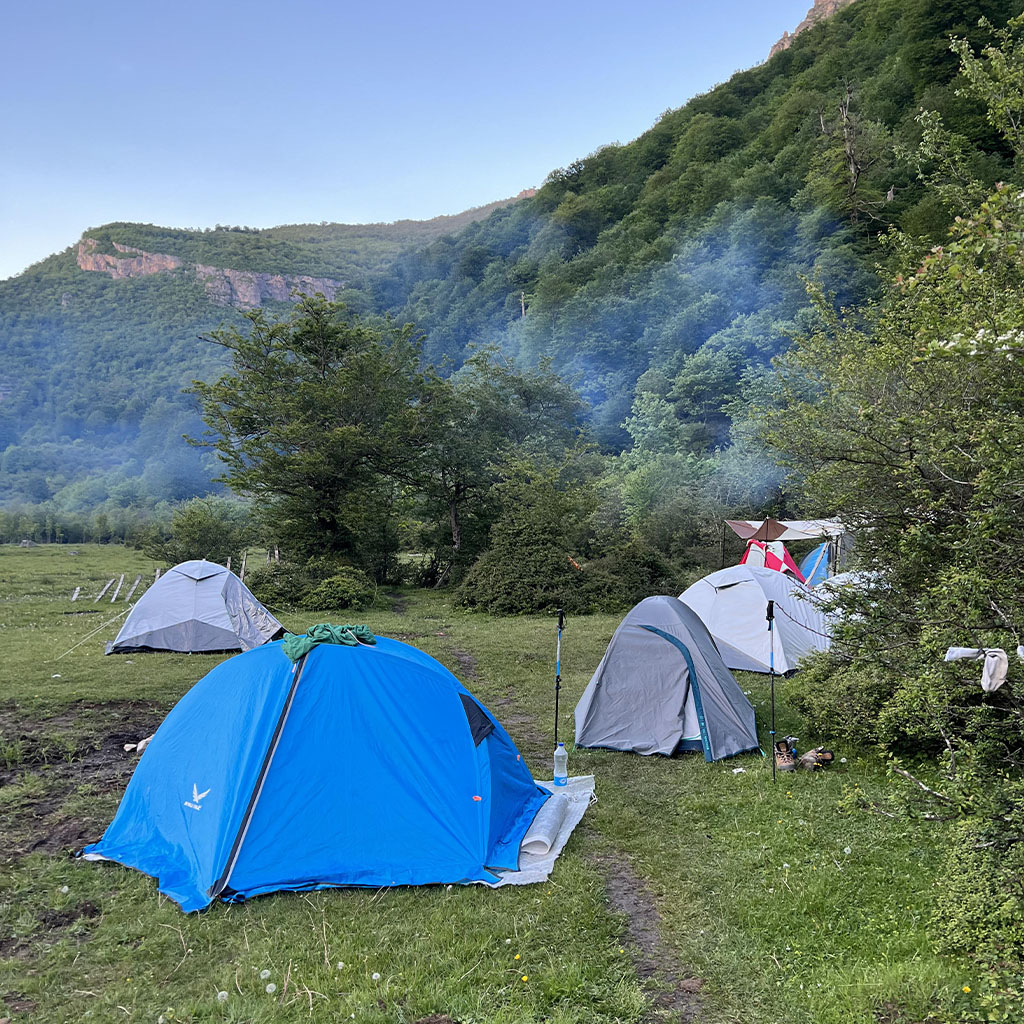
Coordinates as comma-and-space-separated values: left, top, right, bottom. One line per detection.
446, 642, 703, 1020
595, 851, 704, 1022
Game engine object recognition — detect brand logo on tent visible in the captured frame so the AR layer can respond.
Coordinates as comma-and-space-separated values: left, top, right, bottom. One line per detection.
184, 784, 210, 811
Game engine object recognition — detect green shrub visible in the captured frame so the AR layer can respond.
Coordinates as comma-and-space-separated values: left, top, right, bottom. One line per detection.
300, 567, 377, 612
582, 540, 681, 610
787, 656, 897, 747
244, 560, 314, 607
459, 540, 592, 615
141, 496, 252, 565
935, 821, 1024, 964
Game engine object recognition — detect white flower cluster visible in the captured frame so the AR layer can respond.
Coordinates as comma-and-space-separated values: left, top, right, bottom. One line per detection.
931, 327, 1024, 360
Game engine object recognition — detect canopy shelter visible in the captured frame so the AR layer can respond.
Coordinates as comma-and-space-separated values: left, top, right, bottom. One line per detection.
575, 595, 759, 760
726, 519, 847, 584
679, 566, 830, 674
725, 518, 845, 542
106, 560, 282, 654
83, 636, 550, 911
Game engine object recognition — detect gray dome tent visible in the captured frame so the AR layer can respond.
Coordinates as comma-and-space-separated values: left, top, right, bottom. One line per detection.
106, 560, 283, 655
574, 596, 759, 760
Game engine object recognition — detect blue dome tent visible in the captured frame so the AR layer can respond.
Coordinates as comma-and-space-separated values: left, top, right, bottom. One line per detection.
82, 635, 550, 911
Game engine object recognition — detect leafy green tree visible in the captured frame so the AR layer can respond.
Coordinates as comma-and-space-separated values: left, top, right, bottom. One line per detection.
142, 496, 252, 565
458, 455, 599, 614
189, 296, 434, 577
755, 17, 1024, 989
419, 347, 585, 583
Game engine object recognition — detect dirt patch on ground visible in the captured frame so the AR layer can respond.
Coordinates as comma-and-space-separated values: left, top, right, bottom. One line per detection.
37, 900, 100, 930
594, 851, 704, 1022
0, 992, 37, 1016
447, 648, 479, 681
0, 701, 164, 862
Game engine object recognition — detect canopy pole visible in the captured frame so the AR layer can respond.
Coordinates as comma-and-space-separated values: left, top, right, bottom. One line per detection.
767, 599, 776, 783
554, 608, 564, 744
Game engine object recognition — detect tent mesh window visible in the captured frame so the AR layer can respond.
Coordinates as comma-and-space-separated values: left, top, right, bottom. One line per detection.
459, 694, 495, 746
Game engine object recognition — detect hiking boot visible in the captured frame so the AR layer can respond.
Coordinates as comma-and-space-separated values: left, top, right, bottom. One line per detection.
774, 740, 796, 772
798, 746, 835, 770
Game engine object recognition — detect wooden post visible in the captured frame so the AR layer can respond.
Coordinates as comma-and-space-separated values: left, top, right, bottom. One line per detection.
94, 579, 115, 602
274, 546, 280, 562
110, 574, 125, 602
124, 575, 142, 602
71, 586, 81, 602
154, 568, 162, 583
521, 291, 526, 317
226, 556, 231, 572
240, 550, 247, 582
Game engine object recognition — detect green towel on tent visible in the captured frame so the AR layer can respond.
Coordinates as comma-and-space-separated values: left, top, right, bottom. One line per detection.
282, 623, 377, 662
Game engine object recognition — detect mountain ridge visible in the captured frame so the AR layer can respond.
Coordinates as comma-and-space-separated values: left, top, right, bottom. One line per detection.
770, 0, 859, 57
0, 0, 1016, 515
76, 238, 345, 309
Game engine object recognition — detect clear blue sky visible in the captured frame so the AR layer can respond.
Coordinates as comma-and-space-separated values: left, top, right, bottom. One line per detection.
0, 0, 812, 279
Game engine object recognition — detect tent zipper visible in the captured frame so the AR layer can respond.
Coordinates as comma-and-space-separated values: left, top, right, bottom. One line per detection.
208, 651, 310, 900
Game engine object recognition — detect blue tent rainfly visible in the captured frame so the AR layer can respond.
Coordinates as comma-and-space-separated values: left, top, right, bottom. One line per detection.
81, 637, 550, 911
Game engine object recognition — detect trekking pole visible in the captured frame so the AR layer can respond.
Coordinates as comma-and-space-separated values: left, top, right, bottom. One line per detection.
554, 608, 565, 744
767, 599, 776, 783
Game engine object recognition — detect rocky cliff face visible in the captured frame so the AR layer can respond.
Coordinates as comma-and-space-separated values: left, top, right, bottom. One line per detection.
76, 237, 343, 308
770, 0, 857, 57
78, 238, 183, 278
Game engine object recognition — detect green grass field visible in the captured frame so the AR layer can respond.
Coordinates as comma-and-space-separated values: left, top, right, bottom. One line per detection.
0, 545, 967, 1023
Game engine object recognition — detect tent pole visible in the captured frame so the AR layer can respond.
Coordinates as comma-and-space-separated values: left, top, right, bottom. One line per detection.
554, 608, 564, 744
767, 599, 776, 783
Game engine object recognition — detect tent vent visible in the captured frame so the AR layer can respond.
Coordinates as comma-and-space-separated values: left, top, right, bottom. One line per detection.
459, 694, 495, 746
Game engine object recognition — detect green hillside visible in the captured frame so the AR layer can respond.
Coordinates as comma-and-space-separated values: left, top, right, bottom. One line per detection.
0, 0, 1018, 510
0, 201, 521, 512
366, 0, 1018, 442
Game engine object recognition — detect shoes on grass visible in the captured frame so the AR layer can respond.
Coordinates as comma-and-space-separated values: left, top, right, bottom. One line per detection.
774, 740, 796, 772
797, 746, 835, 770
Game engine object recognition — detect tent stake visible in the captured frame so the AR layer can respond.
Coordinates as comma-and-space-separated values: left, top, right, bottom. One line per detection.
767, 599, 776, 783
554, 608, 564, 744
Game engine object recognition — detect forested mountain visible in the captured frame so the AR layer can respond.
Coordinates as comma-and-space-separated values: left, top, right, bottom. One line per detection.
0, 200, 524, 511
367, 0, 1018, 443
0, 0, 1018, 512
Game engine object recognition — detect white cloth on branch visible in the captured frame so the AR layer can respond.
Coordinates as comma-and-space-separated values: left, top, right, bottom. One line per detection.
944, 647, 1009, 692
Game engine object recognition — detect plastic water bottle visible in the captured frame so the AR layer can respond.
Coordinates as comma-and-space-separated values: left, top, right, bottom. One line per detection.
553, 742, 568, 787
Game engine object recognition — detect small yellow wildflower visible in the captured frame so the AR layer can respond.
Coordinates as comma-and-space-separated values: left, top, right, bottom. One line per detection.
521, 974, 529, 982
514, 954, 521, 960
963, 985, 971, 993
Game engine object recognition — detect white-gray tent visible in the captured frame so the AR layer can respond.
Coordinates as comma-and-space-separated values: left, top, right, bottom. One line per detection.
106, 560, 283, 654
574, 595, 759, 760
679, 565, 829, 674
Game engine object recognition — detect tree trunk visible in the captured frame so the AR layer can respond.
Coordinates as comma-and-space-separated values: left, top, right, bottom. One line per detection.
449, 497, 462, 552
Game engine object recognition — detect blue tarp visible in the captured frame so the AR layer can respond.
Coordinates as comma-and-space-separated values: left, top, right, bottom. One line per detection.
82, 637, 549, 911
800, 542, 831, 587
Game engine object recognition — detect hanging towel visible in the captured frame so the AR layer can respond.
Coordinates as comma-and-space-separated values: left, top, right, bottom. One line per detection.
943, 646, 1009, 693
282, 623, 376, 662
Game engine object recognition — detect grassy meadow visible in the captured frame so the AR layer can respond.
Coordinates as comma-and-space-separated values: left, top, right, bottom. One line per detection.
0, 545, 968, 1023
